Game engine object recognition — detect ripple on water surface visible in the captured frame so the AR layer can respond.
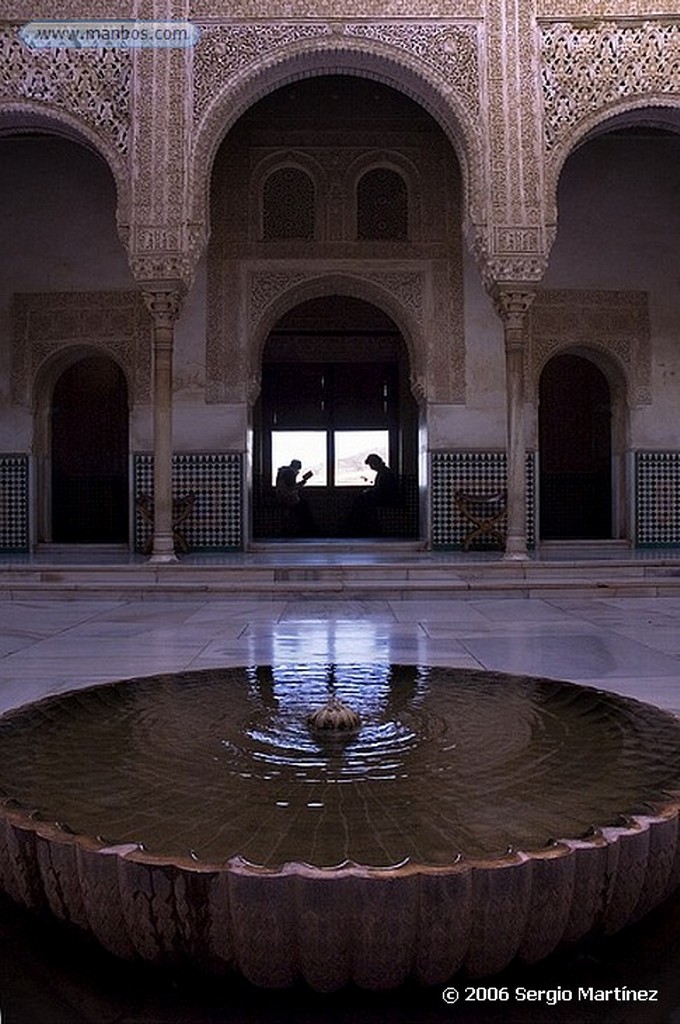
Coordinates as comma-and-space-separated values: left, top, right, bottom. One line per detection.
0, 665, 678, 869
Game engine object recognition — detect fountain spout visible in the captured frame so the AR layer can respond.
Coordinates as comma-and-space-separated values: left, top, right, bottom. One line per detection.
307, 696, 361, 733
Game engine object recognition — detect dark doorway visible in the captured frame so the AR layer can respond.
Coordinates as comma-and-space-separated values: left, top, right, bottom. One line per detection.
539, 353, 612, 540
51, 356, 129, 543
253, 296, 419, 539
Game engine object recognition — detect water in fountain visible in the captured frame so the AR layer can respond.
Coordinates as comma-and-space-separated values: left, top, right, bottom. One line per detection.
0, 665, 678, 870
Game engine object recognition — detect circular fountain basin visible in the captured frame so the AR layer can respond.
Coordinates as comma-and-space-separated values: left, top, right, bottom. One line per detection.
0, 665, 678, 991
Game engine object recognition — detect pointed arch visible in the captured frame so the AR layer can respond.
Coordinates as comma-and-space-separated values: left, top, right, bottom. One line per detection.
545, 99, 680, 233
0, 100, 131, 235
249, 272, 425, 403
191, 40, 485, 253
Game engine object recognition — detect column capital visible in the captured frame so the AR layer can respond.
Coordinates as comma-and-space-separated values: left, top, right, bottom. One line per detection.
141, 285, 185, 330
491, 285, 536, 331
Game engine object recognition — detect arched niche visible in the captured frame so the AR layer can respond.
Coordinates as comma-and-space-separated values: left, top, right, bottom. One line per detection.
0, 102, 131, 237
34, 348, 130, 545
538, 348, 628, 543
252, 294, 420, 540
192, 39, 484, 247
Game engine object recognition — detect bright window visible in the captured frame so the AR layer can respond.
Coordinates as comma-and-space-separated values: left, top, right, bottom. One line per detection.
271, 429, 390, 487
271, 431, 327, 486
334, 430, 389, 486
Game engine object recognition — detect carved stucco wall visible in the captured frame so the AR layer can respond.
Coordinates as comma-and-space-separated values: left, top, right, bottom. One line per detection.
540, 17, 680, 224
207, 115, 465, 404
526, 290, 652, 407
2, 5, 680, 289
11, 292, 152, 408
0, 24, 132, 226
190, 22, 484, 216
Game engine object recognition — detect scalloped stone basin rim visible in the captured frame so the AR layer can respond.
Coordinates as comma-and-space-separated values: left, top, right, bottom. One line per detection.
0, 665, 678, 993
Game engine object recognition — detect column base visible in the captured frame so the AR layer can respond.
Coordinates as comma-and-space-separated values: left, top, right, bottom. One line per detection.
148, 532, 178, 564
503, 537, 529, 561
148, 552, 179, 564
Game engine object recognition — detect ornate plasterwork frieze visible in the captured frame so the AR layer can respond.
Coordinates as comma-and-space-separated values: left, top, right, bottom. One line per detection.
247, 268, 424, 330
478, 1, 550, 291
0, 1, 135, 15
473, 225, 552, 288
11, 291, 152, 406
344, 23, 480, 118
192, 20, 480, 122
189, 1, 483, 20
537, 1, 680, 16
540, 19, 680, 155
0, 24, 131, 154
128, 227, 204, 288
193, 23, 334, 121
527, 290, 651, 405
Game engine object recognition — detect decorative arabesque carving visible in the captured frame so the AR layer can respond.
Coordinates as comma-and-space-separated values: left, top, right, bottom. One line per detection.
473, 229, 550, 289
193, 21, 480, 123
475, 1, 550, 290
248, 269, 424, 328
344, 22, 480, 118
208, 113, 465, 404
190, 0, 483, 17
540, 20, 680, 154
527, 290, 652, 405
248, 272, 310, 328
0, 0, 135, 15
538, 0, 679, 14
126, 37, 198, 291
0, 25, 131, 153
11, 292, 152, 406
193, 23, 334, 121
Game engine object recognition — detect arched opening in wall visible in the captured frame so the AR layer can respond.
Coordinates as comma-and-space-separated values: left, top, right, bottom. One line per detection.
253, 296, 419, 539
210, 74, 464, 546
51, 356, 129, 543
539, 353, 613, 541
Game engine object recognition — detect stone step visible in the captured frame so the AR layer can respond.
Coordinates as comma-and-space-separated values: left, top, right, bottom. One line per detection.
1, 556, 680, 599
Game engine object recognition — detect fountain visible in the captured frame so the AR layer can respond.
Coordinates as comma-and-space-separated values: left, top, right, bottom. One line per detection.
0, 664, 678, 992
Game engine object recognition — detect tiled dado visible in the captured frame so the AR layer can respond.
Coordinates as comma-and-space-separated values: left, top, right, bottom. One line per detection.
636, 452, 680, 547
0, 455, 29, 551
430, 451, 536, 550
134, 453, 243, 552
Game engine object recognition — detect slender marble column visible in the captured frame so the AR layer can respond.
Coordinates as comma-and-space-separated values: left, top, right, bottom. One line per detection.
493, 288, 535, 561
142, 289, 183, 563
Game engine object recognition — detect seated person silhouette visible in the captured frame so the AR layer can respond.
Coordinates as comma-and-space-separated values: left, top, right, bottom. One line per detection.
274, 459, 316, 535
347, 453, 399, 536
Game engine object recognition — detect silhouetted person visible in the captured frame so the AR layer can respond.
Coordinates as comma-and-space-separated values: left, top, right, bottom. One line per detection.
275, 459, 315, 535
347, 453, 399, 535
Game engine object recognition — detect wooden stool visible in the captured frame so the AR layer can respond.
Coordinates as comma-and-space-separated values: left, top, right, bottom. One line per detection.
453, 490, 507, 550
136, 492, 198, 554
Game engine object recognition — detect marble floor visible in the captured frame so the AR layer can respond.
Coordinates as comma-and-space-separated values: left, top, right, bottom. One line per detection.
1, 593, 679, 717
0, 593, 679, 1022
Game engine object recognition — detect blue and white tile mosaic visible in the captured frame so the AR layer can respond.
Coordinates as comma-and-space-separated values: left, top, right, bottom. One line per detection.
134, 453, 243, 552
635, 452, 680, 547
0, 455, 29, 551
430, 451, 535, 550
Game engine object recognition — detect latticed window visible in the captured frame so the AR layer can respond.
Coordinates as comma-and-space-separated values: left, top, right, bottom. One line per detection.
262, 167, 315, 239
357, 168, 408, 240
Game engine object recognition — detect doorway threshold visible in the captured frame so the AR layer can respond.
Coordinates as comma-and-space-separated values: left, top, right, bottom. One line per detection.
33, 544, 133, 564
249, 538, 426, 555
539, 539, 632, 560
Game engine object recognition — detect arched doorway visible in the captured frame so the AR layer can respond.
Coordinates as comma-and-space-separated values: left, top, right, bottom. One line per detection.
539, 353, 613, 540
51, 355, 129, 543
253, 296, 419, 539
